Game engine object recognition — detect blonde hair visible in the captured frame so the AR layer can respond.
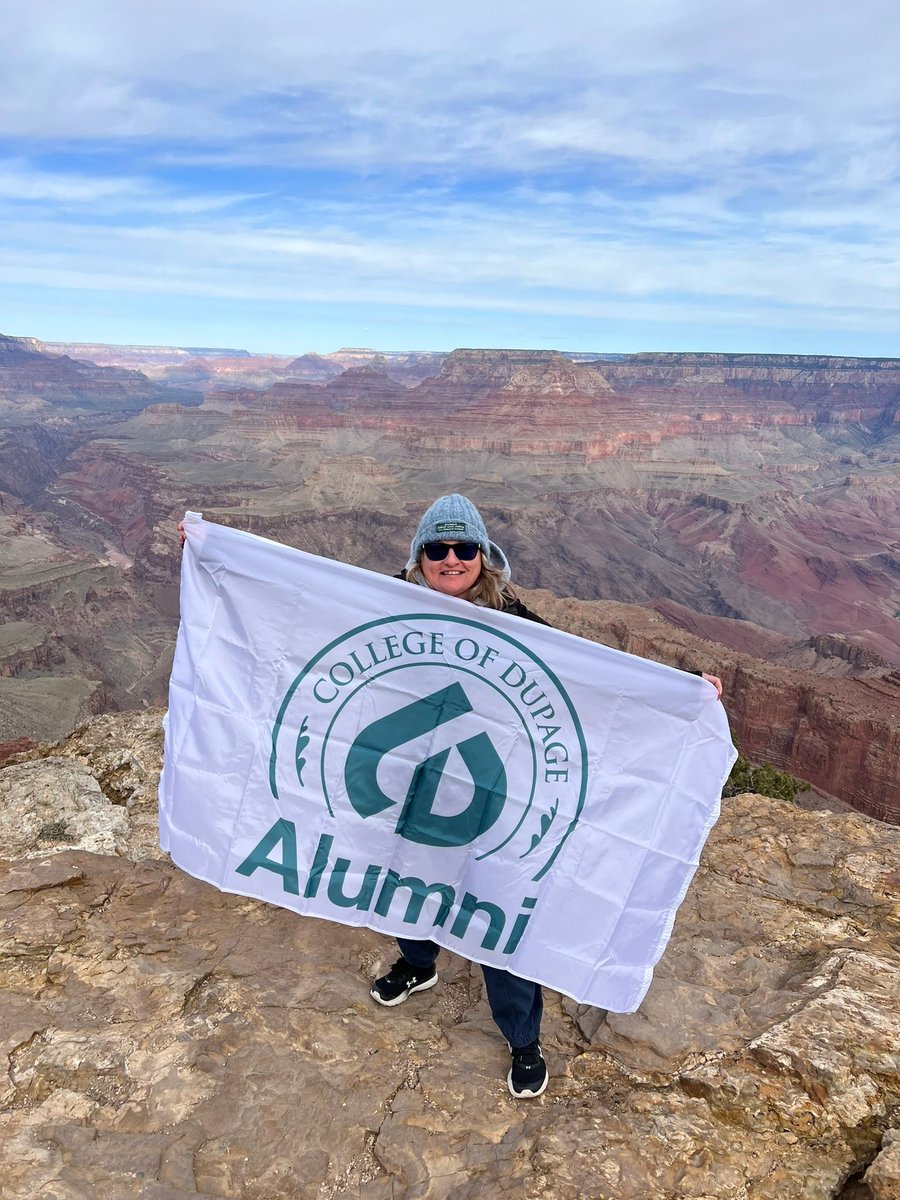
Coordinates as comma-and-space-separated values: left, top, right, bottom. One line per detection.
407, 553, 515, 610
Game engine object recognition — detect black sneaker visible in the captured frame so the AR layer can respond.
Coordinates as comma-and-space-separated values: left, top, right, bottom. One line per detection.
370, 957, 438, 1007
508, 1039, 548, 1098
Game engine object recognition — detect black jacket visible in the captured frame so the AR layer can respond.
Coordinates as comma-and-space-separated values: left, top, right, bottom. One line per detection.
395, 570, 549, 627
501, 596, 550, 626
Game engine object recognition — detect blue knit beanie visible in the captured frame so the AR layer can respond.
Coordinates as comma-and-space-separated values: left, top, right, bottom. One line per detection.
406, 494, 511, 583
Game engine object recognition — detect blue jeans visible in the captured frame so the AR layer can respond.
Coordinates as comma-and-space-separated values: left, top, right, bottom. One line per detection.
396, 937, 543, 1049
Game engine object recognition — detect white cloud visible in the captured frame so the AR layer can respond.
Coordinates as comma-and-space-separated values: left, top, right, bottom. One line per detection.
2, 1, 897, 167
0, 163, 136, 203
0, 160, 260, 215
1, 0, 898, 351
3, 184, 898, 318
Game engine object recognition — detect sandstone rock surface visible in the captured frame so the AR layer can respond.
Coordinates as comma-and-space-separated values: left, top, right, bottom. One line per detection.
9, 710, 166, 862
1, 712, 898, 1199
866, 1129, 900, 1198
0, 757, 129, 857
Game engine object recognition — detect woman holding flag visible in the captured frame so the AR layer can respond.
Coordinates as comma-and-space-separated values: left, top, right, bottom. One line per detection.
369, 493, 555, 1099
178, 494, 723, 1101
367, 493, 723, 1100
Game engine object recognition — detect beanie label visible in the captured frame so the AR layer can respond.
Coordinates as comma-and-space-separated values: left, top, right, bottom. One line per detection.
434, 521, 467, 534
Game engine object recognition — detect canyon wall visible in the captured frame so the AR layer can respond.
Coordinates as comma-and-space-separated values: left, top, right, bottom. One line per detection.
1, 335, 898, 822
0, 334, 201, 416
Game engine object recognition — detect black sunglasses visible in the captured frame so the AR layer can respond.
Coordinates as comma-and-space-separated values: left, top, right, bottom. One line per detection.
422, 541, 481, 562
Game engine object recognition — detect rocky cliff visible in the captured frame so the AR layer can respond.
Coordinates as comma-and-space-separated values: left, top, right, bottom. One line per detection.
36, 341, 446, 392
0, 335, 201, 418
1, 711, 898, 1199
0, 503, 175, 743
3, 337, 900, 816
5, 466, 897, 820
521, 591, 900, 824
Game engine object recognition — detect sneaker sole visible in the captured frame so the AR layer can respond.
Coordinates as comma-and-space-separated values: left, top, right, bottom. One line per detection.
369, 974, 438, 1007
507, 1067, 548, 1099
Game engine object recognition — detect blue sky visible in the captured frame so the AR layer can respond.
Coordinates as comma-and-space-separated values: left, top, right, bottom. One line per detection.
2, 0, 899, 356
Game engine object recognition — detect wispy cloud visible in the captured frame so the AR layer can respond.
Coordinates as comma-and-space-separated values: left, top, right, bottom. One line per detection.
1, 0, 898, 353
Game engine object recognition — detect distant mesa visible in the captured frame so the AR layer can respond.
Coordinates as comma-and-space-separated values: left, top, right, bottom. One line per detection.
0, 333, 202, 418
286, 353, 345, 381
26, 338, 447, 392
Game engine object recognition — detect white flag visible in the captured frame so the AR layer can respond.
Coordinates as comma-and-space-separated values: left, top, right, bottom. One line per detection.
160, 514, 737, 1012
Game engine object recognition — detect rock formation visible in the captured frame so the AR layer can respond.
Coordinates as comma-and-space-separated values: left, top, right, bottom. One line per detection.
1, 711, 898, 1199
69, 345, 900, 663
36, 341, 446, 392
521, 591, 900, 824
2, 335, 899, 820
0, 501, 174, 743
0, 334, 200, 417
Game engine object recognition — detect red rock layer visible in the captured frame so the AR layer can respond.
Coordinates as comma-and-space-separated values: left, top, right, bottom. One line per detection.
526, 591, 900, 824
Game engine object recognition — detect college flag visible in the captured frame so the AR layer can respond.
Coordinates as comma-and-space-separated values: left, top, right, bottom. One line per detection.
159, 513, 737, 1012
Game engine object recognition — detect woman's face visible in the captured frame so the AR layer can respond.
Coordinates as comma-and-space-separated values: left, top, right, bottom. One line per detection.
420, 541, 483, 598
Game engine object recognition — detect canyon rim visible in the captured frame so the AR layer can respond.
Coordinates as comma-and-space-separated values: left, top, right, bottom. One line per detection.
0, 334, 898, 1198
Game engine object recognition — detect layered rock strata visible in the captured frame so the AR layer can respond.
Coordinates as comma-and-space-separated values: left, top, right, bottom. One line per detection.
0, 507, 175, 742
526, 591, 900, 824
2, 336, 899, 809
0, 335, 200, 416
36, 341, 445, 391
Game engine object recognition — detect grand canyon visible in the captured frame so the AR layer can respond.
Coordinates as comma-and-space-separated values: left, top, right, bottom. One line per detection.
2, 331, 900, 1200
1, 332, 898, 821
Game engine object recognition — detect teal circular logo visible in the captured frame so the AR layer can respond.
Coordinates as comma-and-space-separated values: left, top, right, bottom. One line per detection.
270, 613, 587, 881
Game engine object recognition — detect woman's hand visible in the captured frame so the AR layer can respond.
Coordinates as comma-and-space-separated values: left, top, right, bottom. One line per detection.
177, 520, 186, 546
702, 672, 723, 699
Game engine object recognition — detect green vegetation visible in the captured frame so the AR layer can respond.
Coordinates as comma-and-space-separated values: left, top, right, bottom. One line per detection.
37, 819, 77, 843
722, 755, 810, 802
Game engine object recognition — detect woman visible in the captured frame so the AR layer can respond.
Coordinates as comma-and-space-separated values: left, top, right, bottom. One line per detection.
180, 495, 722, 1099
369, 493, 724, 1101
369, 493, 553, 1099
